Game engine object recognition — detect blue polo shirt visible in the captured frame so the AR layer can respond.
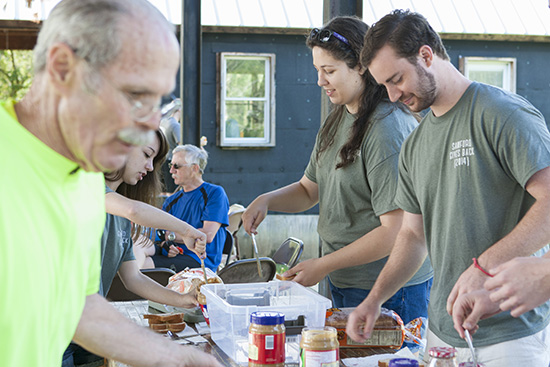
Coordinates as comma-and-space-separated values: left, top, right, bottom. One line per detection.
160, 182, 229, 270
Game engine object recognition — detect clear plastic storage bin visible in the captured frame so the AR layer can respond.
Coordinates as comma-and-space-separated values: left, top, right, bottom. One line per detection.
201, 281, 332, 365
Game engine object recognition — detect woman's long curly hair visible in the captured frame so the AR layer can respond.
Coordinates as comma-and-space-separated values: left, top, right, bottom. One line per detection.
104, 129, 169, 241
307, 16, 408, 169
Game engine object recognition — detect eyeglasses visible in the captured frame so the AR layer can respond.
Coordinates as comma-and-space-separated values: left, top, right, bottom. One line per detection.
310, 28, 350, 46
71, 46, 161, 123
168, 162, 195, 170
121, 92, 161, 123
104, 79, 162, 123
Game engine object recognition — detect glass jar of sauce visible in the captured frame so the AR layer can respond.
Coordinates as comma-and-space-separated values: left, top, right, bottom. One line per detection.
428, 347, 458, 367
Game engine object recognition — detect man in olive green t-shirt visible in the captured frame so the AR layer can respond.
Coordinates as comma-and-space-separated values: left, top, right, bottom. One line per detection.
346, 10, 550, 367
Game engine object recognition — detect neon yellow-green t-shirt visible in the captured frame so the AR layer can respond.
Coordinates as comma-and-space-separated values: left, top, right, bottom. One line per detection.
0, 100, 105, 367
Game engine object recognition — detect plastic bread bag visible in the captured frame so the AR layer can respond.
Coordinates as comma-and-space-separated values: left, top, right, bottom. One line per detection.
167, 267, 223, 297
403, 316, 428, 351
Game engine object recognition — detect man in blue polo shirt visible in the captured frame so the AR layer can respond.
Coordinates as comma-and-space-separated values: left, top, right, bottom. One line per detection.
142, 144, 230, 272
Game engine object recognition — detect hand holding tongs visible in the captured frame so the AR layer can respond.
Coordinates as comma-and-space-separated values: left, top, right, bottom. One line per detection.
251, 233, 263, 277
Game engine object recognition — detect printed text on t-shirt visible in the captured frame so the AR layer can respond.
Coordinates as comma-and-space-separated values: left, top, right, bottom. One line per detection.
449, 139, 475, 168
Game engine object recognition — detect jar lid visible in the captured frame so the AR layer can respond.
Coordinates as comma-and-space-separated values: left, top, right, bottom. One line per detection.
250, 311, 285, 325
428, 346, 457, 358
389, 358, 419, 367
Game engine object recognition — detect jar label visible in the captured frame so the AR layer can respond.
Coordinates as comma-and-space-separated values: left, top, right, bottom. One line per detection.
300, 349, 339, 367
248, 333, 285, 364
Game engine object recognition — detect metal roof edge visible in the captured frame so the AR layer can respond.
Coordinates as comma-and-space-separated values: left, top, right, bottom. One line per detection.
440, 32, 550, 43
202, 25, 310, 36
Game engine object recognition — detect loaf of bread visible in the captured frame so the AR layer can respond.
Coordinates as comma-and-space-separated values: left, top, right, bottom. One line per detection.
167, 268, 223, 306
325, 307, 404, 349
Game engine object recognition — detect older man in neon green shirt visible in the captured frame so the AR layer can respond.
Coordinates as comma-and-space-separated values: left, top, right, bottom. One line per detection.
0, 1, 220, 367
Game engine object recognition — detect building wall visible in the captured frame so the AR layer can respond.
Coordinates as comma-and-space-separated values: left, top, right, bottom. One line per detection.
187, 32, 550, 263
197, 33, 550, 216
444, 38, 550, 124
200, 32, 321, 215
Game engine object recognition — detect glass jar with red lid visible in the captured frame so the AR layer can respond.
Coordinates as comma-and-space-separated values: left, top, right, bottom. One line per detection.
427, 347, 458, 367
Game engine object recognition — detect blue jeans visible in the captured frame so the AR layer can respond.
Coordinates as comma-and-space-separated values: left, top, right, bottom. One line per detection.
62, 343, 103, 367
328, 278, 432, 325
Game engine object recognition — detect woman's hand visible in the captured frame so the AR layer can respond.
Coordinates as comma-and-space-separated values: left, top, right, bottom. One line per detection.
178, 228, 207, 259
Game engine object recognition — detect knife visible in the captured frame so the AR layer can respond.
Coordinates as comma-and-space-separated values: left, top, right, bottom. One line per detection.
464, 329, 477, 367
193, 236, 208, 285
200, 257, 208, 285
251, 233, 263, 277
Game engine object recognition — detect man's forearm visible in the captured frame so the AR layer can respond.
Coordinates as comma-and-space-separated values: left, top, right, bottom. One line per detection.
479, 196, 550, 269
367, 227, 428, 304
74, 294, 186, 367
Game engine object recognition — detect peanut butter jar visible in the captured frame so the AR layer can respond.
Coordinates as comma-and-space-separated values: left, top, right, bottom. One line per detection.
299, 326, 339, 367
248, 311, 285, 367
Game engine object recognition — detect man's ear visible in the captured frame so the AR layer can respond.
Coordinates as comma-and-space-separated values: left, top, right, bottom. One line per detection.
418, 45, 434, 67
46, 42, 79, 92
357, 62, 367, 76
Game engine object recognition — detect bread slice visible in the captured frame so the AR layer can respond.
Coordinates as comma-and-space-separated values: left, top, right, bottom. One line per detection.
167, 321, 186, 333
144, 313, 184, 324
275, 273, 296, 281
149, 323, 168, 333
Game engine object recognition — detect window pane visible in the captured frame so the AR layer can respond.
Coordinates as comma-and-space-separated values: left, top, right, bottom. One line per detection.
469, 70, 504, 88
225, 100, 265, 138
226, 59, 266, 98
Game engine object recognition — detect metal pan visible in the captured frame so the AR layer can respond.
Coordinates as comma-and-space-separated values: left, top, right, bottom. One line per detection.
217, 257, 276, 284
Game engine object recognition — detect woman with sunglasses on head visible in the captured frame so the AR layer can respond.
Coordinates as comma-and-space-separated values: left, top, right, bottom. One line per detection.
242, 16, 433, 325
62, 130, 211, 367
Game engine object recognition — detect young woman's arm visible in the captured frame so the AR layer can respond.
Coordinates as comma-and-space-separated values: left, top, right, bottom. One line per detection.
105, 191, 206, 257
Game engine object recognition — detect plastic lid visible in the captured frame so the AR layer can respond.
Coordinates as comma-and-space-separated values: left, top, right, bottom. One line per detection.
250, 311, 285, 325
428, 346, 457, 358
389, 358, 420, 367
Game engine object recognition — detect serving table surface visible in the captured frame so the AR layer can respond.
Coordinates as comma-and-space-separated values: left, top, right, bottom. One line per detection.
109, 300, 395, 367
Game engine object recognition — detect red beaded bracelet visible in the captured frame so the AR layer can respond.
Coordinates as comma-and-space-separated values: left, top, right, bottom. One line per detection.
473, 257, 494, 277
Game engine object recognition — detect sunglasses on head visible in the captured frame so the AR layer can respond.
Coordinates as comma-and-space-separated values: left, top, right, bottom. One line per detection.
310, 28, 350, 46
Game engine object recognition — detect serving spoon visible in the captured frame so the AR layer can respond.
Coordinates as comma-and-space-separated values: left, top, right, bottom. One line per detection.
464, 329, 478, 367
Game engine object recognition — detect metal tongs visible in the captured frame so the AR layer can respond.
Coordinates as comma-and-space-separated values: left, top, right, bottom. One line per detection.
250, 233, 263, 277
464, 329, 478, 367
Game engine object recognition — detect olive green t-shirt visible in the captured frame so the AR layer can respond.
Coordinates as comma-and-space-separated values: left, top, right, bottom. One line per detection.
395, 82, 550, 347
305, 102, 433, 289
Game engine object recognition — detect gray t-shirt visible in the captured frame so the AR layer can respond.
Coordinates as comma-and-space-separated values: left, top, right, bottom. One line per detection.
305, 102, 433, 289
99, 186, 136, 296
395, 82, 550, 347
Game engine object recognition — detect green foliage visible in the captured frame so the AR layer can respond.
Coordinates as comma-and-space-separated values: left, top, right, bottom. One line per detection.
0, 50, 34, 100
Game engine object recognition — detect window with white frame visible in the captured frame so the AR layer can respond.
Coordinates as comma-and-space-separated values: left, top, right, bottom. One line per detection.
459, 56, 516, 93
217, 52, 276, 148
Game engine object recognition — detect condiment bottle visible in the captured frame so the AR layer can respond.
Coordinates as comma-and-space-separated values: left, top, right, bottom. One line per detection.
390, 358, 420, 367
428, 347, 458, 367
299, 326, 339, 367
248, 311, 285, 367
